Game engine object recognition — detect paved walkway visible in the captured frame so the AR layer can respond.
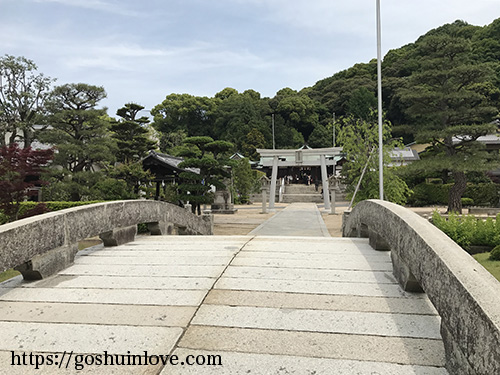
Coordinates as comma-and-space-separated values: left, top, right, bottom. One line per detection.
249, 202, 330, 237
0, 205, 448, 374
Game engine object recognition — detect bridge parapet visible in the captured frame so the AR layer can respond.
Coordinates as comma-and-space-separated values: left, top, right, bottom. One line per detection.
0, 200, 212, 280
342, 199, 500, 375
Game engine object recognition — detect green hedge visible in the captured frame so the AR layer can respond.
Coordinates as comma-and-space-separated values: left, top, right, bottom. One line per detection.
409, 183, 500, 206
432, 211, 500, 250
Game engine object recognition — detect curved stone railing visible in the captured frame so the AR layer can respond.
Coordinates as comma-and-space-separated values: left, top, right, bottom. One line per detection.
0, 200, 212, 280
342, 200, 500, 375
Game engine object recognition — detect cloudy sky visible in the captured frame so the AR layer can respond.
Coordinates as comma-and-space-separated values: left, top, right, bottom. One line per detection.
2, 0, 500, 116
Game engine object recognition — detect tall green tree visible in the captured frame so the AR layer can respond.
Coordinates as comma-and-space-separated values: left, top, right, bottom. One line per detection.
213, 88, 271, 153
307, 124, 331, 148
39, 83, 117, 200
398, 31, 500, 213
338, 114, 412, 205
177, 136, 233, 214
232, 157, 261, 203
0, 55, 54, 147
272, 88, 319, 141
151, 93, 217, 141
111, 103, 156, 163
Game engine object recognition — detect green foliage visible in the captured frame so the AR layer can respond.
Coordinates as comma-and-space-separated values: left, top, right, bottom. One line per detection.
151, 93, 217, 138
432, 211, 500, 249
91, 178, 135, 201
242, 128, 266, 160
489, 245, 500, 261
212, 88, 272, 152
39, 83, 117, 174
42, 170, 137, 202
111, 103, 156, 163
0, 55, 54, 147
432, 211, 476, 248
232, 158, 261, 203
346, 87, 377, 120
307, 124, 331, 148
461, 197, 474, 207
408, 182, 499, 206
108, 162, 152, 196
409, 183, 450, 206
338, 113, 412, 205
176, 136, 233, 212
474, 252, 500, 280
393, 24, 500, 213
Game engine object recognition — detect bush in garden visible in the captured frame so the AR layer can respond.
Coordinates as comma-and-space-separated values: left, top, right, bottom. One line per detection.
489, 245, 500, 261
432, 211, 500, 249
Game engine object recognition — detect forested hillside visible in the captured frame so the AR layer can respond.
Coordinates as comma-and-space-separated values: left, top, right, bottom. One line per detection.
152, 19, 500, 155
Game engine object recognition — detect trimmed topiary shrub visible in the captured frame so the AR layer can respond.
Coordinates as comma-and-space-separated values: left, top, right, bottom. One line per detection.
489, 245, 500, 261
461, 197, 474, 207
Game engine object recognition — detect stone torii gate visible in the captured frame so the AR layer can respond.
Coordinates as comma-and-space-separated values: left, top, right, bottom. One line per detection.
256, 147, 343, 211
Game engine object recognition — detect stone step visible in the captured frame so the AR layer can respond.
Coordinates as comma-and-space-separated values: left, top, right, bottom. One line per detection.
283, 194, 323, 203
285, 184, 318, 194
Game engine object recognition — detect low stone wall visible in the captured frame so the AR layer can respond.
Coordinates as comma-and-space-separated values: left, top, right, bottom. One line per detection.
1, 200, 212, 280
468, 207, 500, 216
342, 200, 500, 375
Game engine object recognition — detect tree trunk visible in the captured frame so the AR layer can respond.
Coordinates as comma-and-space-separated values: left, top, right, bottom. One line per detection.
9, 128, 18, 145
448, 171, 467, 214
22, 128, 32, 149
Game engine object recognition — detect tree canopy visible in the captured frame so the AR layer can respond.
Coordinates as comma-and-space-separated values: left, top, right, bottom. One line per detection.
3, 17, 500, 208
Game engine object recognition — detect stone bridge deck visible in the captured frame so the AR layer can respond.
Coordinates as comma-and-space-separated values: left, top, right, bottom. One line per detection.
0, 203, 447, 374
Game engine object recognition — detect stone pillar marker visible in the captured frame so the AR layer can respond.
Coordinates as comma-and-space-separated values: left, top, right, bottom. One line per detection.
268, 155, 279, 211
320, 154, 330, 211
328, 175, 339, 215
260, 175, 270, 214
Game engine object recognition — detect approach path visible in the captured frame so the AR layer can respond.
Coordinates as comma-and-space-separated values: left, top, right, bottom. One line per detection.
0, 203, 447, 374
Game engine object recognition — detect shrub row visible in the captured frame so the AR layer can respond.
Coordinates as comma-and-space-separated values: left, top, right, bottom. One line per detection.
432, 211, 500, 250
409, 182, 500, 206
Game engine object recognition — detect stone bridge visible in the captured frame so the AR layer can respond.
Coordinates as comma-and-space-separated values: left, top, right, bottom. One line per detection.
0, 200, 498, 374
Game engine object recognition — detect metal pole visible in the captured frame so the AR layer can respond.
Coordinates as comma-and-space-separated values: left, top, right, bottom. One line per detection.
348, 149, 375, 210
272, 113, 275, 150
332, 112, 336, 147
376, 0, 384, 200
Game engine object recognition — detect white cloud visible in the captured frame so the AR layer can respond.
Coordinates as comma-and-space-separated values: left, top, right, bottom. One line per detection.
33, 0, 141, 16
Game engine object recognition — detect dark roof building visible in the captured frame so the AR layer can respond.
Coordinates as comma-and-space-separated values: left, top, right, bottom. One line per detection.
142, 151, 199, 200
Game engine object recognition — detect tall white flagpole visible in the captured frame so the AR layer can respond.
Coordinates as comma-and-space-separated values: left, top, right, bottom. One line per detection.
376, 0, 384, 200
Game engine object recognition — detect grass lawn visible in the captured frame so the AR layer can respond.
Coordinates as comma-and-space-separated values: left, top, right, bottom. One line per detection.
0, 269, 20, 283
473, 252, 500, 282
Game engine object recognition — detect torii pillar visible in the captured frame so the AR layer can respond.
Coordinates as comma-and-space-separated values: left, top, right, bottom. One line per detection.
268, 155, 279, 211
320, 154, 331, 211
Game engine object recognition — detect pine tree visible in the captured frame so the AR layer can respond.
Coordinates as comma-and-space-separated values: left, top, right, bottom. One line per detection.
177, 136, 233, 214
111, 103, 156, 163
398, 31, 500, 213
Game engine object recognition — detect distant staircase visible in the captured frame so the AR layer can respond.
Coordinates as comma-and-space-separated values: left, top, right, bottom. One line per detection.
282, 184, 323, 203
